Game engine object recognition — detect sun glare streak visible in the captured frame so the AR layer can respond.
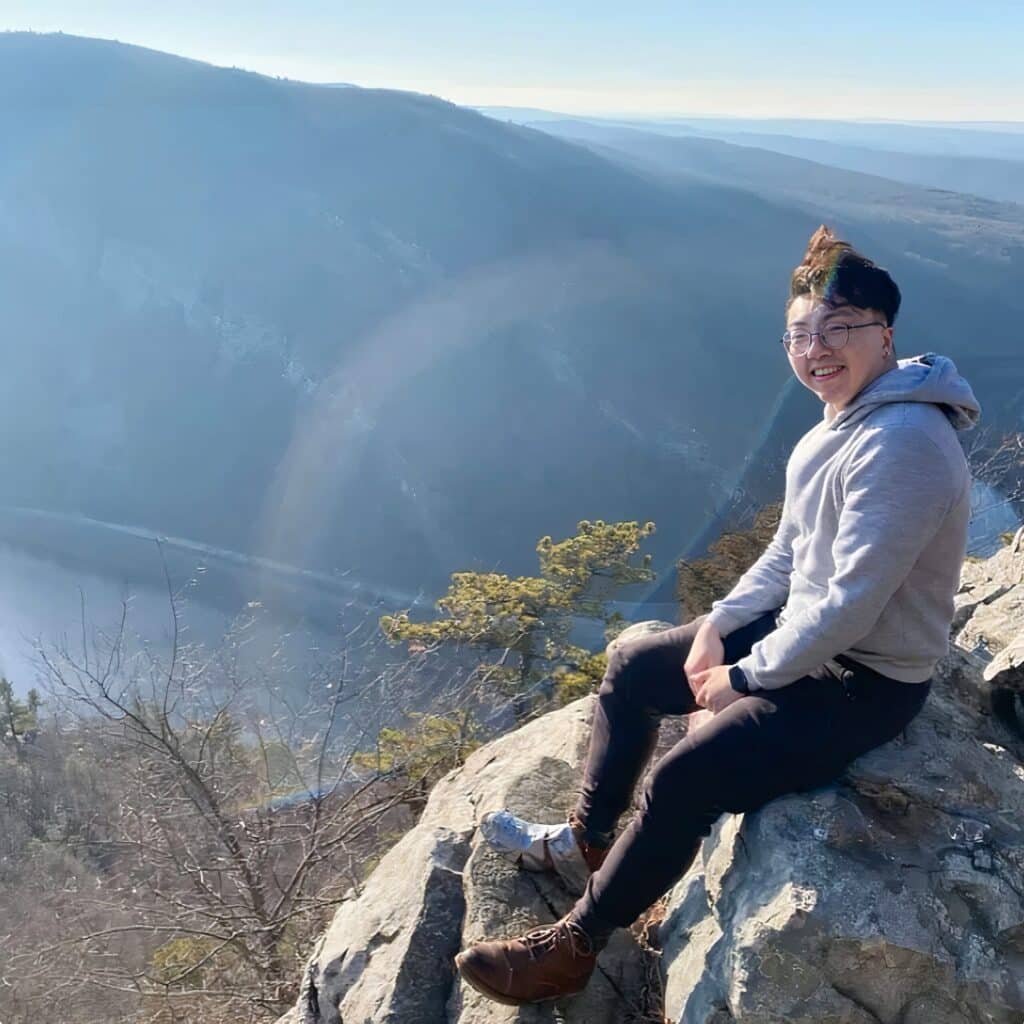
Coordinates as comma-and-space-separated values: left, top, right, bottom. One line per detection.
257, 241, 648, 583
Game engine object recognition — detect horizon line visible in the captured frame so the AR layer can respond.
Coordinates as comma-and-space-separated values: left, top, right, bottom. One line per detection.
7, 28, 1024, 127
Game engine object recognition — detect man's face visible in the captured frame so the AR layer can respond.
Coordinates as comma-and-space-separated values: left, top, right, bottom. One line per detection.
785, 295, 894, 412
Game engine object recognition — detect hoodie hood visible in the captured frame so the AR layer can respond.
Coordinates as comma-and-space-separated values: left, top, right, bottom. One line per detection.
827, 352, 981, 432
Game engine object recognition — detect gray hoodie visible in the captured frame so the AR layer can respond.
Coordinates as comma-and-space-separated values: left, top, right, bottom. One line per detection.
707, 353, 981, 690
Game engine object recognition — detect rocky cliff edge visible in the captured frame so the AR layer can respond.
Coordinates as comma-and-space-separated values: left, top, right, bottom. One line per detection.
279, 533, 1024, 1023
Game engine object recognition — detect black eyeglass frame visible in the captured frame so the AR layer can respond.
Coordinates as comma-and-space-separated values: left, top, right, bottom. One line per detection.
780, 321, 886, 357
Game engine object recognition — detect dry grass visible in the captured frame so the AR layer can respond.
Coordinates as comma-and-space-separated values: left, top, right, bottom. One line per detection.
629, 897, 672, 1023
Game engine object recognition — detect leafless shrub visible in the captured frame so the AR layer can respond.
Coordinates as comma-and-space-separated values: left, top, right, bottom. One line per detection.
0, 549, 482, 1024
962, 427, 1024, 524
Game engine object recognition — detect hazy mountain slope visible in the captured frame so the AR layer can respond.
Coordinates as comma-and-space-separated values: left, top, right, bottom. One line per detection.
690, 130, 1024, 206
0, 33, 806, 596
523, 116, 1024, 604
639, 117, 1024, 161
3, 33, 1022, 605
482, 111, 1024, 159
486, 108, 1024, 205
530, 119, 1024, 270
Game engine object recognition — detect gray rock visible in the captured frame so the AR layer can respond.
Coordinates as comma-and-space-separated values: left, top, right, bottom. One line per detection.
281, 541, 1024, 1024
607, 618, 677, 653
293, 825, 471, 1024
660, 674, 1024, 1023
958, 586, 1024, 664
952, 542, 1024, 738
281, 698, 653, 1024
983, 632, 1024, 689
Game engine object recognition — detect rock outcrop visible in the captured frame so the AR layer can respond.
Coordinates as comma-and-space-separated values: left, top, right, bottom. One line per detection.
950, 525, 1024, 737
280, 543, 1024, 1023
278, 698, 654, 1023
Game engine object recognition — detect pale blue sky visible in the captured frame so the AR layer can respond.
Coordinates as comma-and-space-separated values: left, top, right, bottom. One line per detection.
2, 1, 1022, 119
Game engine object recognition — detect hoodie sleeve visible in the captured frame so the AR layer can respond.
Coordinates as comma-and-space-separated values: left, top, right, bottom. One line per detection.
705, 498, 797, 637
736, 425, 956, 690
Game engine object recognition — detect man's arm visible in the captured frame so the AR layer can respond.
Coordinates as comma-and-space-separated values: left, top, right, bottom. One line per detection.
705, 499, 796, 638
736, 426, 957, 691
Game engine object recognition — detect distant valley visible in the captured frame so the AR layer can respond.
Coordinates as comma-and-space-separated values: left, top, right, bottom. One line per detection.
2, 31, 1022, 612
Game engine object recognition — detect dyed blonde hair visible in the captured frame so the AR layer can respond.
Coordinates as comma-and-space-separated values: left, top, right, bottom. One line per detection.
788, 224, 901, 325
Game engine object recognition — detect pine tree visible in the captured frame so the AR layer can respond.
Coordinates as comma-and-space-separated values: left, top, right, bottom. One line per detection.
675, 503, 783, 620
380, 519, 656, 715
0, 677, 40, 753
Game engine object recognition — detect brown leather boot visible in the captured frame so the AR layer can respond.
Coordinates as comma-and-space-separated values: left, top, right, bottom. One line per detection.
454, 916, 597, 1006
567, 809, 611, 874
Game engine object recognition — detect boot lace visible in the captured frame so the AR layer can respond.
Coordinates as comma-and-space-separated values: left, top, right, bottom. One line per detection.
522, 919, 594, 960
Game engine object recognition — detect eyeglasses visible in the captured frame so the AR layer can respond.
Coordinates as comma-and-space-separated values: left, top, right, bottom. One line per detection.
780, 321, 885, 357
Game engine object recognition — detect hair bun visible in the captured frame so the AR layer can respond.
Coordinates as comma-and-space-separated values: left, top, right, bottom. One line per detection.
804, 224, 838, 261
787, 225, 901, 326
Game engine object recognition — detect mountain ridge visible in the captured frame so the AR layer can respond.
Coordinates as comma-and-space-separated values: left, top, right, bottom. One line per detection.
2, 31, 1021, 605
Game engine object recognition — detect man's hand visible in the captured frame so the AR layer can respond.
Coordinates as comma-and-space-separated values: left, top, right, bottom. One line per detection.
683, 619, 725, 700
689, 664, 744, 714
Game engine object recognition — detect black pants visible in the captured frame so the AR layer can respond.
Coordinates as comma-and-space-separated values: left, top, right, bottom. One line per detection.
570, 609, 931, 934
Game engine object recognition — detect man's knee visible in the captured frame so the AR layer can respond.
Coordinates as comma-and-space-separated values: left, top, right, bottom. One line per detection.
600, 623, 696, 692
638, 748, 722, 837
598, 643, 635, 698
599, 625, 701, 721
598, 639, 667, 705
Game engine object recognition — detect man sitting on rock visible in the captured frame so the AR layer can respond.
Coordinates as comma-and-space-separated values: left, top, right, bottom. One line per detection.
454, 225, 981, 1006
